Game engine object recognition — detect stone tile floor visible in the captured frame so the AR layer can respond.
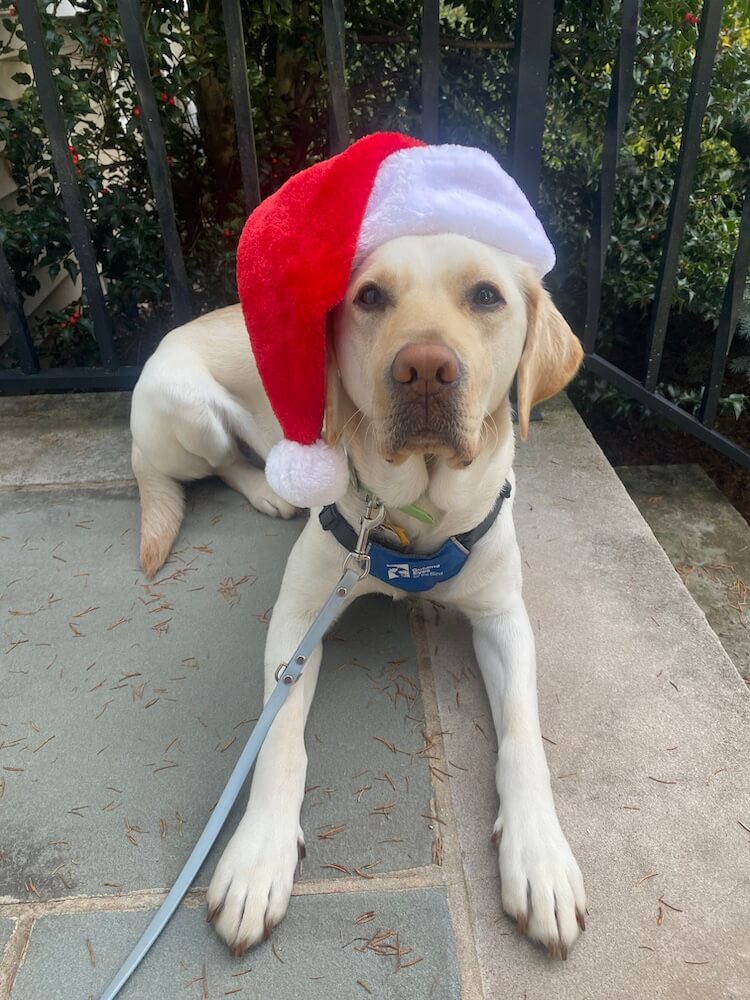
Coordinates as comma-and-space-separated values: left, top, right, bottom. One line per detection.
0, 481, 457, 998
10, 890, 460, 1000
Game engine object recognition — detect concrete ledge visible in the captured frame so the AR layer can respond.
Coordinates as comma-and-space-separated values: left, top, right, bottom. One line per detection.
618, 464, 750, 681
418, 395, 750, 999
0, 392, 133, 487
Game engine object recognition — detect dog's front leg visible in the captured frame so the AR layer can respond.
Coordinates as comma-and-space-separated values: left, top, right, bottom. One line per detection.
469, 601, 586, 958
206, 526, 345, 954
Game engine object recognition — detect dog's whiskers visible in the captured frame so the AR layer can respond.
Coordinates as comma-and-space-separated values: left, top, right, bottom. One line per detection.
336, 407, 365, 445
354, 411, 373, 444
363, 419, 379, 452
484, 411, 500, 448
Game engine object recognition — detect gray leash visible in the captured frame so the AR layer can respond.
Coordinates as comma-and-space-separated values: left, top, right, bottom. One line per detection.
99, 498, 384, 1000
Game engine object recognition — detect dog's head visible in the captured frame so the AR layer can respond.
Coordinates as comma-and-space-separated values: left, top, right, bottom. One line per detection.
328, 233, 582, 465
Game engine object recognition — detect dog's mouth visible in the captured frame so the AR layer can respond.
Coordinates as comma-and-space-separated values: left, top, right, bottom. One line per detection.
380, 390, 477, 467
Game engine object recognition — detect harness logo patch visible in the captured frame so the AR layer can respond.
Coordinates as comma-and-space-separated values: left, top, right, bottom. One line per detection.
387, 563, 410, 580
386, 562, 444, 581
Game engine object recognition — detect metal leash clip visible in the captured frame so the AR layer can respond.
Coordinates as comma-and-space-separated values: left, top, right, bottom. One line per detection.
343, 495, 385, 579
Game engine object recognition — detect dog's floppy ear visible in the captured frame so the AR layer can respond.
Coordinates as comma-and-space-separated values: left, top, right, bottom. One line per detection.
323, 328, 346, 447
516, 274, 583, 440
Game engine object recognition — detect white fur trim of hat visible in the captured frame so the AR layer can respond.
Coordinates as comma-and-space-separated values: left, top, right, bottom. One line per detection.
354, 143, 555, 276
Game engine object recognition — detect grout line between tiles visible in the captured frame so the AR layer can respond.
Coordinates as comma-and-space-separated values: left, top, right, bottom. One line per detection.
0, 478, 137, 493
409, 601, 486, 1000
0, 863, 446, 921
0, 913, 34, 998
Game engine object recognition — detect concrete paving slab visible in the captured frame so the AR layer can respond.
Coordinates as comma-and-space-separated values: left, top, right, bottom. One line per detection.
0, 392, 133, 486
11, 887, 459, 1000
0, 483, 433, 902
617, 464, 750, 680
418, 396, 750, 999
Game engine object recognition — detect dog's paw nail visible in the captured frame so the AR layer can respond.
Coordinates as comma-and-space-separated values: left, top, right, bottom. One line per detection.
206, 906, 218, 924
231, 941, 247, 958
489, 830, 499, 845
297, 838, 307, 860
560, 944, 568, 961
576, 908, 586, 932
515, 913, 528, 935
263, 919, 273, 941
546, 941, 560, 960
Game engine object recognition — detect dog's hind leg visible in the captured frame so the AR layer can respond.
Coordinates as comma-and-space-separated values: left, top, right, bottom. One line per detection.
132, 442, 186, 578
217, 459, 298, 519
172, 394, 238, 471
171, 387, 296, 517
184, 375, 298, 516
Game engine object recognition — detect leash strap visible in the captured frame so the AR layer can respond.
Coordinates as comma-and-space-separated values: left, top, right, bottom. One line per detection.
98, 499, 384, 1000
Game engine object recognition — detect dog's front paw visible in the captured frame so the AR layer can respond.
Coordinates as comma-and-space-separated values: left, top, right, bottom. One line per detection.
206, 818, 304, 954
493, 802, 586, 959
249, 480, 299, 520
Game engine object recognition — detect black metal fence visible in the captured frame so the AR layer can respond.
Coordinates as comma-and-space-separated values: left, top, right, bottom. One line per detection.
2, 0, 749, 471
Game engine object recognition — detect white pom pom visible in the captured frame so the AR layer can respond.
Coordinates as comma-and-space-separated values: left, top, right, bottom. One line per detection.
265, 438, 349, 508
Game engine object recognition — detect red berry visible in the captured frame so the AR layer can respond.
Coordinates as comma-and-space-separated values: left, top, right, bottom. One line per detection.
68, 312, 80, 326
168, 97, 176, 106
684, 12, 698, 25
223, 229, 231, 238
649, 234, 657, 241
271, 157, 278, 164
166, 155, 173, 166
133, 107, 141, 117
161, 92, 168, 102
101, 35, 110, 46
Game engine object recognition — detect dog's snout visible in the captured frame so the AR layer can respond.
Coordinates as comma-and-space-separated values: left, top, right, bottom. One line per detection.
391, 342, 460, 394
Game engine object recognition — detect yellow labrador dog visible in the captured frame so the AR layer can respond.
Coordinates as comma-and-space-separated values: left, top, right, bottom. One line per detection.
131, 233, 585, 958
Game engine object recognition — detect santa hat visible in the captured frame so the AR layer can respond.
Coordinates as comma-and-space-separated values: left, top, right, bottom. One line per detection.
237, 132, 555, 509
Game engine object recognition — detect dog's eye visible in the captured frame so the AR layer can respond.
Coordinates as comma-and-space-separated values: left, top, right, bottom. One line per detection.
355, 283, 385, 310
470, 283, 504, 309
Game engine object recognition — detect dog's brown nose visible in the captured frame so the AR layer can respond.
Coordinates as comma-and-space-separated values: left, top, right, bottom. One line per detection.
391, 342, 460, 394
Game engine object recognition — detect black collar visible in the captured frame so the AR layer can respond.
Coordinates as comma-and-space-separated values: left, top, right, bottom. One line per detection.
320, 479, 512, 557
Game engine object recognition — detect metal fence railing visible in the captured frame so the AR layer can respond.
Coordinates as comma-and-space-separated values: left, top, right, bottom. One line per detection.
581, 0, 750, 469
2, 0, 749, 470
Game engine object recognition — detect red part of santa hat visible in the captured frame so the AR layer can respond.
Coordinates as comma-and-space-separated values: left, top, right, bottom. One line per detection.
236, 133, 555, 509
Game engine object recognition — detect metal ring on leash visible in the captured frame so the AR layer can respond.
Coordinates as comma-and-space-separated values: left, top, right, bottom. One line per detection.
274, 661, 290, 683
343, 551, 371, 579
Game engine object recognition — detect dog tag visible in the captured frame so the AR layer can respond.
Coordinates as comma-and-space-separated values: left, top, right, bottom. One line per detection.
374, 521, 410, 548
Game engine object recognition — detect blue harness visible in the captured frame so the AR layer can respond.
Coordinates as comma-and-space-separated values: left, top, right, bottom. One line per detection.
319, 481, 512, 593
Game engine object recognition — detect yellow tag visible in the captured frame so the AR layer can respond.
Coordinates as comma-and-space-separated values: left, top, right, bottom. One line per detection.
381, 522, 410, 547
